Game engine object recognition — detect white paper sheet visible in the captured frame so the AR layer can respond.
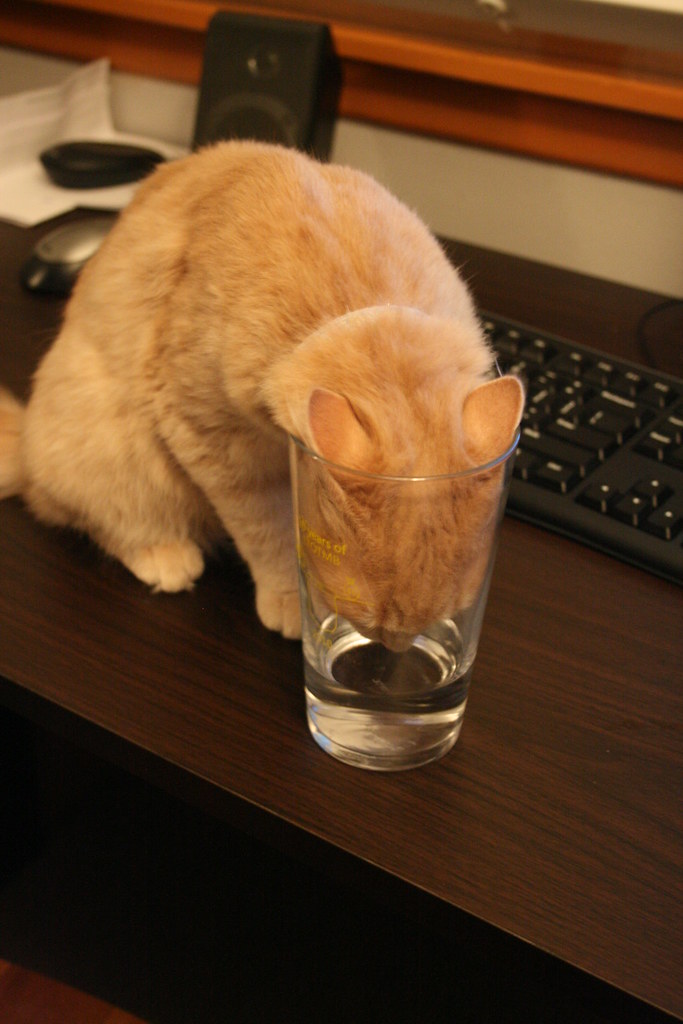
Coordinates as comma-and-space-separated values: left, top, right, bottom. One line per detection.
0, 59, 186, 227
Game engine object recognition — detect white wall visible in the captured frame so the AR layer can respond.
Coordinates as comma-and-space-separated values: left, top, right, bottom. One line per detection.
2, 44, 682, 298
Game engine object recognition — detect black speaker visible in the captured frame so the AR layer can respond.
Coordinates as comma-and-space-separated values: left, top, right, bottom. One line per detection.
192, 11, 341, 159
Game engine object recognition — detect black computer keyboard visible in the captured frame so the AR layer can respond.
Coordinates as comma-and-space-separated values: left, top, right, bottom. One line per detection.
482, 312, 683, 585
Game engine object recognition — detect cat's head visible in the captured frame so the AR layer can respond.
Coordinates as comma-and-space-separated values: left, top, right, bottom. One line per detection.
266, 306, 524, 649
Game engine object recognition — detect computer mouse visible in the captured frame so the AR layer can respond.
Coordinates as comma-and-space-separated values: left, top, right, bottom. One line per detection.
20, 214, 117, 295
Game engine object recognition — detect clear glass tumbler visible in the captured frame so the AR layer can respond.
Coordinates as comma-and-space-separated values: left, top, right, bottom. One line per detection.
289, 430, 518, 770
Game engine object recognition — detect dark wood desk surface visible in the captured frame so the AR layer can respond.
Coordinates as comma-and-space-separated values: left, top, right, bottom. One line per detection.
1, 215, 681, 1019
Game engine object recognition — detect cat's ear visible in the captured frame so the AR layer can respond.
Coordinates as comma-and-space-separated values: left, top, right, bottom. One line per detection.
308, 389, 371, 467
462, 376, 524, 465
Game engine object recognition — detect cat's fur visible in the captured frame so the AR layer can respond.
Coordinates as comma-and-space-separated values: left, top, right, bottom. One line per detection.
0, 141, 523, 642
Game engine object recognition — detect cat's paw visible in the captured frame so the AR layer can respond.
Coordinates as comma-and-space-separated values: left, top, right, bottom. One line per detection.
124, 541, 205, 593
256, 586, 301, 639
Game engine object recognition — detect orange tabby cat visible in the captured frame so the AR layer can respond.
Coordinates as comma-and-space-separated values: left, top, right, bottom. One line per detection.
0, 141, 523, 641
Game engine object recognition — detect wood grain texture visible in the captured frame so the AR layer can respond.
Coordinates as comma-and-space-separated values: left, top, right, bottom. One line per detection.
24, 0, 683, 116
0, 959, 148, 1023
0, 0, 681, 185
0, 214, 681, 1019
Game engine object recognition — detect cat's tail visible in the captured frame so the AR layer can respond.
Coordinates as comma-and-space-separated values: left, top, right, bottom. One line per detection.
0, 387, 25, 498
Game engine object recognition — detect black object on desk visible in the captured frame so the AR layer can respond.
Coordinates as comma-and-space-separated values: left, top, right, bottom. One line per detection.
40, 141, 164, 188
21, 140, 164, 296
20, 214, 117, 295
484, 311, 683, 585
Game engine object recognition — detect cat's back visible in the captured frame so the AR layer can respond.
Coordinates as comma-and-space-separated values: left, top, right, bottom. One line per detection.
66, 140, 476, 370
218, 142, 472, 322
67, 142, 314, 313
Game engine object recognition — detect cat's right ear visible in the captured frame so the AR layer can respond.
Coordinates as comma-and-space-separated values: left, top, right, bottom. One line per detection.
308, 389, 371, 468
462, 375, 525, 466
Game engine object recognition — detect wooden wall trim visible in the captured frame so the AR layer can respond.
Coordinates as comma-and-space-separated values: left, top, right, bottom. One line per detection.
1, 0, 682, 186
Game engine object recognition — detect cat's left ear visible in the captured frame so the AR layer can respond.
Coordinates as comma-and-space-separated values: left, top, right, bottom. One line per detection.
462, 376, 525, 465
308, 389, 371, 468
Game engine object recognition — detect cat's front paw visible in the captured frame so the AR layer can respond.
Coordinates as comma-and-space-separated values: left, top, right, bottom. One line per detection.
256, 586, 301, 640
124, 540, 205, 592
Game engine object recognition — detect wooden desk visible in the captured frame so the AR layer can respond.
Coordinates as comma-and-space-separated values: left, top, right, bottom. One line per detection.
1, 214, 681, 1020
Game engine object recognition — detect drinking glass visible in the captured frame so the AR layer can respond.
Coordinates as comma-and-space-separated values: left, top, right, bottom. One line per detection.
290, 430, 518, 770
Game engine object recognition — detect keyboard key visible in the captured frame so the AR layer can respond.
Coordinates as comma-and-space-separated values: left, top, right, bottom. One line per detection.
610, 493, 651, 526
632, 478, 673, 508
635, 430, 675, 462
547, 418, 617, 459
599, 390, 653, 429
554, 352, 590, 378
640, 381, 678, 409
520, 427, 598, 477
493, 331, 522, 359
501, 358, 531, 379
583, 407, 637, 444
583, 360, 616, 388
578, 480, 620, 513
551, 398, 578, 424
522, 407, 548, 432
520, 337, 555, 365
555, 380, 594, 407
527, 385, 555, 418
611, 370, 648, 398
667, 445, 683, 470
513, 448, 538, 481
665, 410, 683, 443
531, 460, 580, 494
644, 503, 683, 540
